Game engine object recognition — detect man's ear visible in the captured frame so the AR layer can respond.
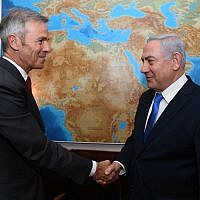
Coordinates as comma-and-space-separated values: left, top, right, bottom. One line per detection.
172, 52, 182, 71
7, 34, 21, 50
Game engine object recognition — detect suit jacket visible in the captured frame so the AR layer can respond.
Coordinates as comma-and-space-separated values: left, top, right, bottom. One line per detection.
0, 58, 92, 200
118, 77, 200, 200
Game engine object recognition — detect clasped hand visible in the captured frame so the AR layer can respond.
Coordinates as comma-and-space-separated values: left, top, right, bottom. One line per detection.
93, 160, 121, 185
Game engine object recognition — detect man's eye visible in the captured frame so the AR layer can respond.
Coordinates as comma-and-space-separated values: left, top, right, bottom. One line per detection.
148, 60, 154, 65
37, 40, 43, 45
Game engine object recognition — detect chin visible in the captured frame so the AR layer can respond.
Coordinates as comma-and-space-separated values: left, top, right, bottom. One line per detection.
146, 81, 152, 88
147, 79, 156, 89
33, 65, 44, 69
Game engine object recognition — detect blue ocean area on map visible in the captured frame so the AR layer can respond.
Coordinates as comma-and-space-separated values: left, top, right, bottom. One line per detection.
187, 56, 200, 85
40, 105, 73, 141
160, 2, 178, 28
48, 10, 131, 45
110, 3, 146, 19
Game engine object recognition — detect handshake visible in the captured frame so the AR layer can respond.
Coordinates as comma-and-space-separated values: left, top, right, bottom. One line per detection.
92, 160, 122, 185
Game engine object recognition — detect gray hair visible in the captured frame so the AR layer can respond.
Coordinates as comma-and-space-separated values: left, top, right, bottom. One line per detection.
147, 34, 186, 67
0, 8, 48, 51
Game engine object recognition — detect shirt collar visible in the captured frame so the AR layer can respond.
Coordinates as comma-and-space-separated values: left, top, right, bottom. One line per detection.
161, 74, 188, 104
3, 56, 28, 81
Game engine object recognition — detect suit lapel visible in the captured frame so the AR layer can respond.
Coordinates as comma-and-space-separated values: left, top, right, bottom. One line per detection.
134, 90, 155, 155
0, 58, 45, 131
26, 92, 45, 131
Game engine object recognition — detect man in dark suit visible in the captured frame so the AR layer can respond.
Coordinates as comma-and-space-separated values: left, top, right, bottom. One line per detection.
101, 34, 200, 199
0, 8, 110, 200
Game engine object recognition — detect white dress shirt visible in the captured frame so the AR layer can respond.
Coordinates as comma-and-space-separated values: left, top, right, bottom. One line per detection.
145, 74, 188, 128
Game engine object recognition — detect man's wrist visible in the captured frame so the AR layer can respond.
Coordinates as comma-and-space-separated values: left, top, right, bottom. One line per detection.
113, 161, 126, 175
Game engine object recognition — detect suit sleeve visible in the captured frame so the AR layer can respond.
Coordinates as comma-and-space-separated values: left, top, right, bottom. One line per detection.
116, 93, 145, 172
194, 122, 200, 195
0, 71, 92, 184
116, 91, 150, 174
116, 131, 136, 173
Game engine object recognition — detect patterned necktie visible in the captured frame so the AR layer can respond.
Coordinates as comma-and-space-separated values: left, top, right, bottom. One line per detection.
144, 93, 163, 141
26, 76, 32, 93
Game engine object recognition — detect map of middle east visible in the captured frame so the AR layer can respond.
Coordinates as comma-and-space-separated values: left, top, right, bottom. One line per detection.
3, 0, 200, 143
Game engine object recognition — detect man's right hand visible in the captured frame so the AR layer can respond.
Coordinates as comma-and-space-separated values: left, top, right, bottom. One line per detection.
94, 161, 122, 185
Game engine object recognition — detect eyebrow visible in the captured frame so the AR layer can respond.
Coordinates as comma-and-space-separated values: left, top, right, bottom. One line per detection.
36, 36, 49, 41
141, 56, 156, 61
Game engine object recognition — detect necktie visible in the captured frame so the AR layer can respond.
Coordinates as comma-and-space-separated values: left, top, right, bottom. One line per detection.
144, 93, 163, 141
26, 76, 32, 93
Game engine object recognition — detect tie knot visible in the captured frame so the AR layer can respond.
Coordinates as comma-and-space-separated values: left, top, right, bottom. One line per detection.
154, 93, 163, 104
26, 76, 32, 92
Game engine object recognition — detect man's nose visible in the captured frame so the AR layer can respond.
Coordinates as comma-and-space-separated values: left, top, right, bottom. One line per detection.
140, 61, 149, 73
43, 41, 52, 52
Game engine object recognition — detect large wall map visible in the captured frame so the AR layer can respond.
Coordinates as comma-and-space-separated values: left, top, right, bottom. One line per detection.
3, 0, 200, 143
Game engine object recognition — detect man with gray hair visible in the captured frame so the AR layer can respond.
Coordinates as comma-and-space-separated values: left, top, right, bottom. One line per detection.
100, 34, 200, 199
0, 8, 110, 200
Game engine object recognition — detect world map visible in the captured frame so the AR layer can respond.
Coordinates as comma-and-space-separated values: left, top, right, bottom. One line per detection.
3, 0, 200, 143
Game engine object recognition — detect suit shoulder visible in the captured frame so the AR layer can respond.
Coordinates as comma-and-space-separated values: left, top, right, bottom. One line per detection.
140, 89, 155, 99
189, 79, 200, 94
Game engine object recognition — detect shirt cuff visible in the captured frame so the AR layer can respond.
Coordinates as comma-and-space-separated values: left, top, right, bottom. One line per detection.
89, 160, 97, 177
113, 161, 126, 175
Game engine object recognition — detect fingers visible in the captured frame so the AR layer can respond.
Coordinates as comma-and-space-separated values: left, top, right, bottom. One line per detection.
93, 161, 121, 186
105, 163, 116, 175
93, 160, 111, 181
105, 162, 121, 174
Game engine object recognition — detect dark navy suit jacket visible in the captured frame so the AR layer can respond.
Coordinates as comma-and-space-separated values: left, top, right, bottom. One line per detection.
118, 77, 200, 199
